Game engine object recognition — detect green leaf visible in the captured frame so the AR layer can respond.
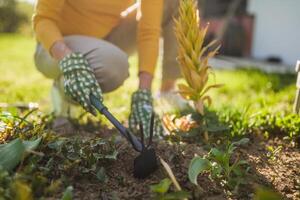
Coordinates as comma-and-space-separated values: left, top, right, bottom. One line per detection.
188, 157, 211, 185
232, 166, 242, 176
0, 139, 25, 171
48, 140, 65, 150
210, 148, 224, 163
232, 138, 249, 146
0, 138, 42, 171
229, 138, 249, 153
61, 186, 73, 200
150, 178, 172, 194
23, 138, 42, 152
163, 191, 191, 200
205, 124, 229, 132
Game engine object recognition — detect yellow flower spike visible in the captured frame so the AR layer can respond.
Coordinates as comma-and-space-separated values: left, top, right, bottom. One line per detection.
175, 0, 222, 115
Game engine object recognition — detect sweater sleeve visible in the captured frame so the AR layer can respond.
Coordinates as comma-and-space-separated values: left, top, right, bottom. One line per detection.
32, 0, 65, 52
138, 0, 163, 75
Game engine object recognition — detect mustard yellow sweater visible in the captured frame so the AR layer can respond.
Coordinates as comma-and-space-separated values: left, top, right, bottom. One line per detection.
33, 0, 163, 75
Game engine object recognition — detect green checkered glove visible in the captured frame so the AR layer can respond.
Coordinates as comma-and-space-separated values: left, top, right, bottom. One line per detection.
129, 89, 163, 138
59, 52, 103, 114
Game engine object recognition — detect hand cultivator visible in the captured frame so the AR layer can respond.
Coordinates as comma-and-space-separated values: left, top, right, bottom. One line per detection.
90, 95, 158, 179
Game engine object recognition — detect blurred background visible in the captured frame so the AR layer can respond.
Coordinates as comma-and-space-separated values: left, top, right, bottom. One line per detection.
3, 0, 300, 68
198, 0, 300, 72
0, 0, 298, 118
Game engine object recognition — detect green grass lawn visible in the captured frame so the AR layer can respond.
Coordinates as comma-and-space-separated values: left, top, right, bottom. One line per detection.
0, 34, 51, 106
211, 69, 296, 113
0, 34, 297, 120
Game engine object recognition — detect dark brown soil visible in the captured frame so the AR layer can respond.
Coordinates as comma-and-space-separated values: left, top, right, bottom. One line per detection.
52, 133, 300, 200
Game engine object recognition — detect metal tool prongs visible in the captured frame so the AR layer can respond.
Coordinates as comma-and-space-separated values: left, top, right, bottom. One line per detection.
90, 95, 158, 179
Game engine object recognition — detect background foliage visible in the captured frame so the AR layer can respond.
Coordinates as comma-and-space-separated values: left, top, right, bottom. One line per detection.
0, 0, 32, 33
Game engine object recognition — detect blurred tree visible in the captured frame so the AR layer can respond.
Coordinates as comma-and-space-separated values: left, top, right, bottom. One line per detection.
0, 0, 28, 33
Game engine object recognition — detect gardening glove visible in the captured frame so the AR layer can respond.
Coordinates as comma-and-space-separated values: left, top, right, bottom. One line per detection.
129, 89, 163, 138
59, 52, 103, 114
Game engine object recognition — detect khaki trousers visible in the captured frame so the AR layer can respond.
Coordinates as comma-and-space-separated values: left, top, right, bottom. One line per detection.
34, 0, 180, 117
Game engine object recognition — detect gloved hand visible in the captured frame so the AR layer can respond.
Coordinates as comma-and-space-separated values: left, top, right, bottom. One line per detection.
129, 89, 163, 138
59, 52, 103, 114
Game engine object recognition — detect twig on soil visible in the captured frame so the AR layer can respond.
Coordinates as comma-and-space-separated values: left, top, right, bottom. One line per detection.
159, 157, 188, 200
27, 150, 45, 157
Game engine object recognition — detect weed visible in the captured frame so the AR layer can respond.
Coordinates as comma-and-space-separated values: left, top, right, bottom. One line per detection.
266, 145, 282, 162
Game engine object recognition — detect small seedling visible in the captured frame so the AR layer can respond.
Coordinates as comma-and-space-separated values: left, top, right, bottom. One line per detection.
266, 145, 282, 162
188, 138, 249, 190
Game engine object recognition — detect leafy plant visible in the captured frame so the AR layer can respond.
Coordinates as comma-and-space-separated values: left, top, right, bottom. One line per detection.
150, 178, 190, 200
37, 136, 118, 182
175, 0, 222, 115
188, 138, 249, 190
0, 108, 119, 199
217, 108, 300, 144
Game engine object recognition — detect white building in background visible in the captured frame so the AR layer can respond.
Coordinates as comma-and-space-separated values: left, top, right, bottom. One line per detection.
248, 0, 300, 66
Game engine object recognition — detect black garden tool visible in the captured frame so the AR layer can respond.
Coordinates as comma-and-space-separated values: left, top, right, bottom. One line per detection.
90, 95, 158, 179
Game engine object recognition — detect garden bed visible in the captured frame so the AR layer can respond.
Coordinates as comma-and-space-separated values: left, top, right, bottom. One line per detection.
1, 113, 299, 200
58, 133, 300, 200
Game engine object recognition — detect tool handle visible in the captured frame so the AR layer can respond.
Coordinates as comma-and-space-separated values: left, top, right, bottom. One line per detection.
90, 95, 143, 152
